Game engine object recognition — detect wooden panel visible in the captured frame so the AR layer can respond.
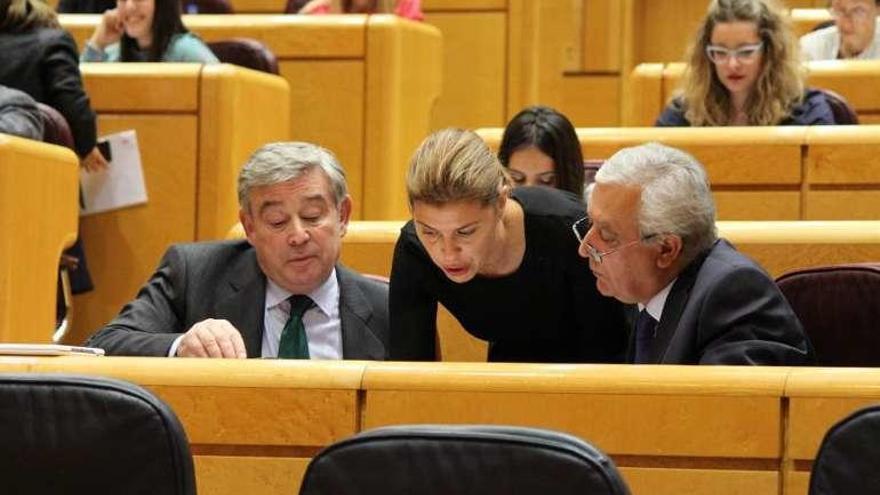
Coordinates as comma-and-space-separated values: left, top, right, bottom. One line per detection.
714, 192, 801, 221
0, 137, 78, 342
785, 471, 811, 495
632, 0, 705, 64
194, 457, 309, 495
363, 16, 442, 220
561, 74, 621, 127
624, 63, 665, 125
424, 12, 507, 129
81, 63, 200, 112
197, 65, 290, 240
804, 191, 880, 219
583, 0, 622, 72
806, 60, 880, 118
422, 0, 507, 9
70, 114, 198, 345
283, 60, 365, 219
804, 126, 880, 185
622, 467, 779, 495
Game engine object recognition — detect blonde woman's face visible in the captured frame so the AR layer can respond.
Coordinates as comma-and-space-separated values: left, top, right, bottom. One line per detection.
411, 199, 502, 283
709, 21, 763, 102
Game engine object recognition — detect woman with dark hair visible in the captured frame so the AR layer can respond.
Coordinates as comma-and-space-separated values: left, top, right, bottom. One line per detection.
657, 0, 833, 126
81, 0, 218, 62
497, 106, 585, 198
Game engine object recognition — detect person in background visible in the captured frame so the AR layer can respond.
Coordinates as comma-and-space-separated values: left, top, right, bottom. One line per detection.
389, 128, 626, 363
801, 0, 880, 60
81, 0, 218, 62
656, 0, 834, 126
0, 85, 43, 140
576, 142, 812, 365
498, 106, 585, 198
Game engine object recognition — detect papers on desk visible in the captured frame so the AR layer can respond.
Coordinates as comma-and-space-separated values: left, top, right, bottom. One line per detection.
80, 129, 148, 216
0, 344, 105, 356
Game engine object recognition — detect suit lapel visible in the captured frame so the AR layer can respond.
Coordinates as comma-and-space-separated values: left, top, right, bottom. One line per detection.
214, 249, 266, 358
337, 266, 385, 360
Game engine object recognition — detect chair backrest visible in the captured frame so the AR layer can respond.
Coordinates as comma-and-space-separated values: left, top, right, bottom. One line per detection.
815, 87, 859, 125
0, 374, 195, 494
181, 0, 232, 13
776, 263, 880, 366
300, 425, 630, 495
809, 405, 880, 495
208, 38, 280, 75
37, 103, 75, 151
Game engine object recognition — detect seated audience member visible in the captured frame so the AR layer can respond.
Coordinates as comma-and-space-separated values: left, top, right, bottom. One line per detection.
576, 142, 812, 365
81, 0, 219, 63
389, 128, 626, 363
56, 0, 115, 14
657, 0, 834, 126
801, 0, 880, 60
0, 0, 107, 170
87, 142, 389, 360
0, 85, 43, 139
498, 106, 585, 198
293, 0, 421, 18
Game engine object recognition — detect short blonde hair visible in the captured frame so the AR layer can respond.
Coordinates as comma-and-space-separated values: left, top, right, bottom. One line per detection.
406, 128, 509, 207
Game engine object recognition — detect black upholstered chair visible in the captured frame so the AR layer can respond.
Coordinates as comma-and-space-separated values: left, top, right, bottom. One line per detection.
814, 88, 859, 125
0, 374, 195, 494
300, 425, 630, 495
208, 38, 280, 75
776, 263, 880, 366
809, 405, 880, 495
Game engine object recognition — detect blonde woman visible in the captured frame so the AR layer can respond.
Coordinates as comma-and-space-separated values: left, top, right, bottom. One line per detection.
657, 0, 834, 126
389, 128, 626, 363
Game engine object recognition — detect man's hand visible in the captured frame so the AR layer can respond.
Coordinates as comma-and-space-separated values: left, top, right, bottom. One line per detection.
176, 319, 247, 358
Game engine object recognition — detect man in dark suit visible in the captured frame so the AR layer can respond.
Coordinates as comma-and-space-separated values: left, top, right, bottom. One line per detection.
87, 142, 388, 359
573, 143, 811, 365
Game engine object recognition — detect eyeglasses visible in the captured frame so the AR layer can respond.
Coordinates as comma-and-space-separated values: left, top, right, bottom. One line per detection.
829, 5, 871, 21
705, 42, 764, 65
571, 216, 658, 264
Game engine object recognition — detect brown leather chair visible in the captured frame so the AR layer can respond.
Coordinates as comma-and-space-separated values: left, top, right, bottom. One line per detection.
776, 263, 880, 366
208, 38, 280, 75
815, 87, 859, 125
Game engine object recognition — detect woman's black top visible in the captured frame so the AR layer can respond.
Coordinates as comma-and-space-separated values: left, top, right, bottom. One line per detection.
389, 187, 627, 363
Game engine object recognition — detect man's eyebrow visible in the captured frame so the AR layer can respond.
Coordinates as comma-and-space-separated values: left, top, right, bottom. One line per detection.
257, 200, 283, 215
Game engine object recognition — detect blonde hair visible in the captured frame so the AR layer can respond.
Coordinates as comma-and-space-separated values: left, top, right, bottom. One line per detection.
0, 0, 59, 32
406, 128, 509, 207
678, 0, 804, 126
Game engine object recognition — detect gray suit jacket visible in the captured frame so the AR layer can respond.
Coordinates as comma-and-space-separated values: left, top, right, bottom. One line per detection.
630, 239, 813, 365
0, 85, 43, 140
87, 240, 388, 359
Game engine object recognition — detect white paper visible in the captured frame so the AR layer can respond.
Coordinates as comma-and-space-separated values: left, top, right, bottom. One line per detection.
0, 344, 104, 356
80, 129, 148, 216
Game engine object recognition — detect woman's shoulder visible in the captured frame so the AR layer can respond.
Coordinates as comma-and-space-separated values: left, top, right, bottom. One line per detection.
786, 88, 835, 125
166, 32, 220, 63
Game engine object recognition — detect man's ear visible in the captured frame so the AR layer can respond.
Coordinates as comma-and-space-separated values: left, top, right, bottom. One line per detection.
239, 209, 255, 246
337, 195, 353, 237
655, 234, 683, 269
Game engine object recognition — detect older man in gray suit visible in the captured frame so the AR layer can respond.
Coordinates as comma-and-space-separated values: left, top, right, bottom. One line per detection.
88, 142, 388, 359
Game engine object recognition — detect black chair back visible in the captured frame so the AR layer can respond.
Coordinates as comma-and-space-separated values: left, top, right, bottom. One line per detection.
0, 374, 196, 494
809, 405, 880, 495
300, 424, 630, 495
208, 38, 280, 75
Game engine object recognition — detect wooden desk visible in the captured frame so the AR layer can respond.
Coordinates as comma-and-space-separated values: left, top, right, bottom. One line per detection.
0, 356, 366, 495
70, 63, 288, 345
479, 126, 806, 221
0, 136, 79, 342
61, 14, 441, 220
804, 126, 880, 219
791, 8, 833, 38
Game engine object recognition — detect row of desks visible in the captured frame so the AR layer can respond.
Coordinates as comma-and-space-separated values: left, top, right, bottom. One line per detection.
0, 356, 876, 495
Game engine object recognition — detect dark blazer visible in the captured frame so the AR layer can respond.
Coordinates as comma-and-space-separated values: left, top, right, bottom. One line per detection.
0, 28, 96, 156
86, 240, 389, 359
632, 239, 812, 365
655, 89, 835, 127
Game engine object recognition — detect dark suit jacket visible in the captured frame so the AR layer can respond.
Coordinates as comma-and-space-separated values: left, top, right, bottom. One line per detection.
0, 28, 96, 157
631, 239, 812, 365
86, 240, 389, 359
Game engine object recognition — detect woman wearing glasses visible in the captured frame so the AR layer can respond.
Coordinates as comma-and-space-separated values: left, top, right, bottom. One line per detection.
388, 128, 626, 363
656, 0, 834, 126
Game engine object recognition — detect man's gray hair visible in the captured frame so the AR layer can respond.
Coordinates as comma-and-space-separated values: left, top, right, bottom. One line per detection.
593, 142, 718, 263
237, 142, 348, 211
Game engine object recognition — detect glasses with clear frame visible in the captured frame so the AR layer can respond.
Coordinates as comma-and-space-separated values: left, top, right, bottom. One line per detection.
572, 215, 658, 264
705, 42, 764, 65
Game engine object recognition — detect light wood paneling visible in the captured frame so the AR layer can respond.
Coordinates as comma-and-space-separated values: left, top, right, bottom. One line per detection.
561, 74, 622, 126
194, 457, 309, 495
0, 137, 79, 342
791, 8, 833, 37
621, 467, 779, 495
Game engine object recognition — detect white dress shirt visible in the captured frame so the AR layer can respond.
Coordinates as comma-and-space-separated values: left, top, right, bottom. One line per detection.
638, 278, 677, 326
800, 19, 880, 61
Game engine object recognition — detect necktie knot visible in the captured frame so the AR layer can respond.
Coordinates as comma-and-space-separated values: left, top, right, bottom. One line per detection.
288, 294, 314, 317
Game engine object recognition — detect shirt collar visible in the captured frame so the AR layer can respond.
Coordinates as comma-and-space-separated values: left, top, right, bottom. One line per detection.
265, 267, 338, 316
638, 278, 677, 322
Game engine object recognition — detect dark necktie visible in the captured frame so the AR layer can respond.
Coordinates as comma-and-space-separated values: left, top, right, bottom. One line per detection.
634, 309, 657, 364
278, 295, 314, 359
